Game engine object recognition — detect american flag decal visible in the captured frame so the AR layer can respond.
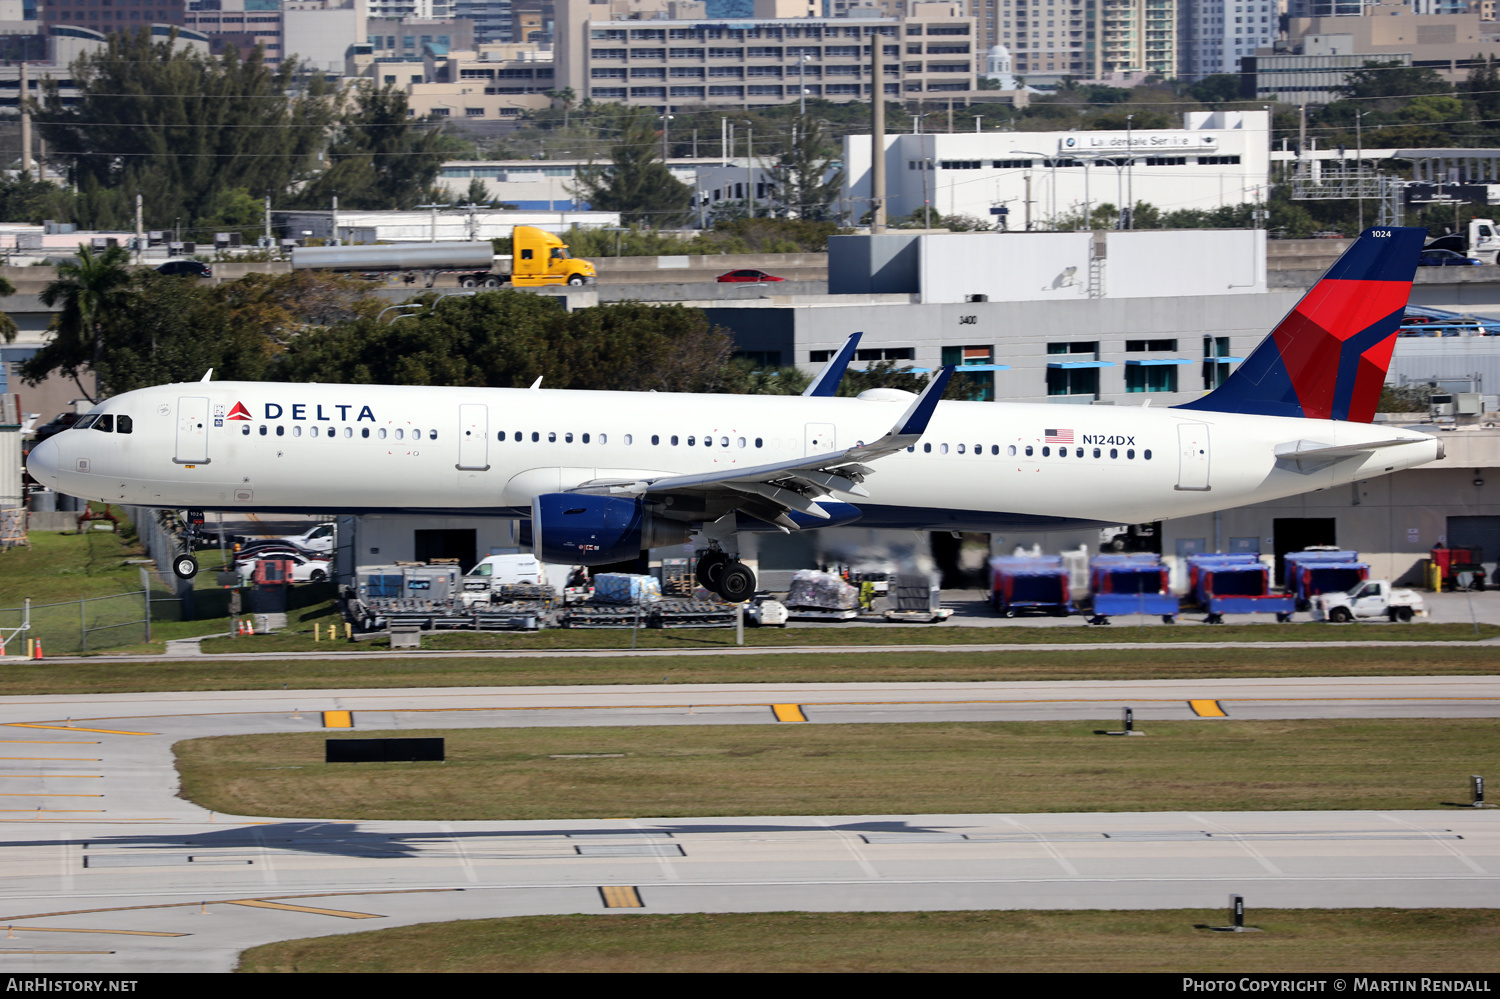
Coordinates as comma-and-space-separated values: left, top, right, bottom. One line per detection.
1044, 428, 1074, 444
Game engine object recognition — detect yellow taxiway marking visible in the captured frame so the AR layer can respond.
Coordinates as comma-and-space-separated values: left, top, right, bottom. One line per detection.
5, 724, 156, 736
0, 950, 114, 955
0, 758, 101, 762
0, 741, 100, 745
0, 926, 186, 938
322, 710, 353, 729
225, 900, 382, 919
0, 889, 455, 922
599, 886, 643, 909
0, 775, 102, 778
771, 703, 808, 723
1189, 699, 1229, 717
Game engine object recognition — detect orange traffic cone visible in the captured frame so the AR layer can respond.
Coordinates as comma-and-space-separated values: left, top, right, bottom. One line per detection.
245, 618, 255, 636
32, 639, 42, 661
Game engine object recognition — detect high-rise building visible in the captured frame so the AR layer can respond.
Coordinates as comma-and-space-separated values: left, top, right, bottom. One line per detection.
455, 0, 513, 43
40, 0, 187, 34
998, 0, 1176, 80
185, 0, 283, 63
1178, 0, 1273, 80
556, 0, 975, 109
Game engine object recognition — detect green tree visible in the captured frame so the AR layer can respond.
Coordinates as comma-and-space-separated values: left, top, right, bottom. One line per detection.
0, 275, 16, 345
571, 108, 693, 225
75, 273, 273, 395
1335, 61, 1451, 102
770, 115, 844, 221
462, 177, 491, 206
294, 84, 454, 211
22, 244, 133, 401
36, 29, 331, 231
1188, 74, 1243, 103
273, 292, 734, 392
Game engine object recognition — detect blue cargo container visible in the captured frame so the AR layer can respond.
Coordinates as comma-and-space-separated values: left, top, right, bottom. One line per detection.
989, 556, 1074, 617
1087, 554, 1179, 624
1186, 554, 1294, 624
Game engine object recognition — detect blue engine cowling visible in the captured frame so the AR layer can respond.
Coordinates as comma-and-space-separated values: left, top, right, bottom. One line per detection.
525, 493, 690, 566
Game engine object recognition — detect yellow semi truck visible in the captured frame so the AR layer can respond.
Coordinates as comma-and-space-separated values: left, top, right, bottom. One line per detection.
289, 226, 596, 288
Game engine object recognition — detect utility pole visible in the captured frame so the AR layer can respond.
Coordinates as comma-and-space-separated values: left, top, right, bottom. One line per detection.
870, 27, 886, 233
19, 61, 29, 181
264, 191, 272, 248
1125, 113, 1134, 229
975, 115, 983, 133
746, 126, 754, 218
134, 193, 143, 265
331, 194, 339, 246
1024, 171, 1032, 230
947, 97, 953, 134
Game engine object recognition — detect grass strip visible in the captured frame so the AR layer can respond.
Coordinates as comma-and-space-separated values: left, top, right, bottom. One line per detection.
7, 645, 1500, 696
198, 620, 1500, 655
176, 719, 1500, 821
236, 908, 1500, 973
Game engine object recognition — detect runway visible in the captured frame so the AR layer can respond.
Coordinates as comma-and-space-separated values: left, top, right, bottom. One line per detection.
0, 676, 1494, 972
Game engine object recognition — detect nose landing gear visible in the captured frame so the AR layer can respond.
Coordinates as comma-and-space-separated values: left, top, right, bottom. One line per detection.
694, 548, 755, 603
173, 553, 199, 580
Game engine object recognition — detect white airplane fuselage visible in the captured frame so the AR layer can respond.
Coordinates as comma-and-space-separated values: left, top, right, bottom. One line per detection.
26, 380, 1442, 532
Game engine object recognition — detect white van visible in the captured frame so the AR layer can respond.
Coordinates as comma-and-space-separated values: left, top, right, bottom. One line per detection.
460, 554, 547, 605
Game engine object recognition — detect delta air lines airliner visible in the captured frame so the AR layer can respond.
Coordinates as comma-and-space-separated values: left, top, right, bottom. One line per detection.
25, 227, 1443, 601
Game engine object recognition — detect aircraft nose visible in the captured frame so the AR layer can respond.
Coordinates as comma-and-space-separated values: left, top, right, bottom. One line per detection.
26, 437, 60, 488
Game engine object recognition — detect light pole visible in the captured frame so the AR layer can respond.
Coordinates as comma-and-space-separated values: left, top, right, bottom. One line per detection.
798, 54, 810, 116
1355, 110, 1367, 232
660, 114, 674, 162
1125, 113, 1134, 229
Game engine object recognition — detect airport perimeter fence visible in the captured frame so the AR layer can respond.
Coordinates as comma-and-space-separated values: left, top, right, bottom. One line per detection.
0, 568, 183, 655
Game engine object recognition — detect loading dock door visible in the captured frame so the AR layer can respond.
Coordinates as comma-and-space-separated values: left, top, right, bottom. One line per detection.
1175, 423, 1210, 491
174, 396, 209, 464
1273, 517, 1337, 586
1447, 516, 1500, 579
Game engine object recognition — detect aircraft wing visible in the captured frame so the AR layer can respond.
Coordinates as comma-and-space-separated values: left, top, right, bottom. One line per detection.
572, 367, 953, 528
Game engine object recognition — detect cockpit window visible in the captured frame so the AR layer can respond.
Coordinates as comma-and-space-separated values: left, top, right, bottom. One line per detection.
117, 415, 132, 434
93, 414, 114, 432
74, 414, 100, 430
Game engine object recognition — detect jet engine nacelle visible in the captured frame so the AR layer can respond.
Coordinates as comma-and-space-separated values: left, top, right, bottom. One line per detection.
525, 493, 690, 566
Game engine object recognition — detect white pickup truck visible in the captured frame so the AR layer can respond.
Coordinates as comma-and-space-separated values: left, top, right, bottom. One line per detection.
1311, 579, 1426, 623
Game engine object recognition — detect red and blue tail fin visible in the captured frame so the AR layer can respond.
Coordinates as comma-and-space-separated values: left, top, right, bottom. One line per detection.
1176, 226, 1425, 423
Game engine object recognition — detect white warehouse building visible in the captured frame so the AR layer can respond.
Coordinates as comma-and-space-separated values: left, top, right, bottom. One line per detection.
842, 110, 1271, 228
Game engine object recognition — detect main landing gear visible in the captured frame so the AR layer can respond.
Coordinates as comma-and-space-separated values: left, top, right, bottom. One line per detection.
694, 547, 756, 603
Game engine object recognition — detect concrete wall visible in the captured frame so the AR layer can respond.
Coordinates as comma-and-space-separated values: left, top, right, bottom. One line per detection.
828, 233, 921, 295
710, 288, 1306, 403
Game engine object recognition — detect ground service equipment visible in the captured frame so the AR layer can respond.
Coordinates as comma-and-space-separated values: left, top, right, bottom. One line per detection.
1087, 554, 1178, 624
989, 556, 1074, 617
1186, 554, 1294, 624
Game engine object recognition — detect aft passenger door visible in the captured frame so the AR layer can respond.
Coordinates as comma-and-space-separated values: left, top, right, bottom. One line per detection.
1174, 422, 1210, 491
174, 396, 209, 464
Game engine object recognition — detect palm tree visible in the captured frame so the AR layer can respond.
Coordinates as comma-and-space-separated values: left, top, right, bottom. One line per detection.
0, 275, 17, 345
39, 243, 132, 401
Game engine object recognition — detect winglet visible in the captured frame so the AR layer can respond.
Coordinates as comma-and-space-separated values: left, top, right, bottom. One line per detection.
802, 332, 862, 397
200, 368, 213, 383
896, 365, 952, 437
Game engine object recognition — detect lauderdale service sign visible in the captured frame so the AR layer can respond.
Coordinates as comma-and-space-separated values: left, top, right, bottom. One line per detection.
1060, 133, 1219, 152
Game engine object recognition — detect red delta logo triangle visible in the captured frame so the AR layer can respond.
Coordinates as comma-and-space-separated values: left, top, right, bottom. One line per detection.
226, 402, 252, 421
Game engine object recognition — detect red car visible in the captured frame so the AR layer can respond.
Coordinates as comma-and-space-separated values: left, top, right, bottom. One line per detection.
717, 269, 785, 283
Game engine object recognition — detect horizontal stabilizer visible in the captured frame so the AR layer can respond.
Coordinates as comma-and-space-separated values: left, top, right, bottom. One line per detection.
1273, 437, 1420, 474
